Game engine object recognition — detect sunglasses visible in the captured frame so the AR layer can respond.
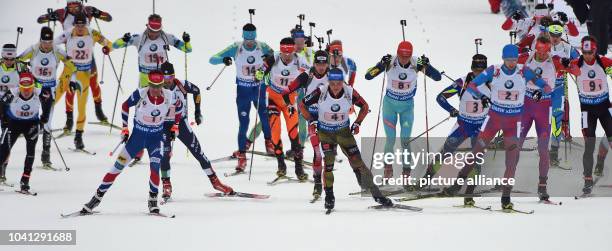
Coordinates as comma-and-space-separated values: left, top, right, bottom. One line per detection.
582, 51, 594, 55
163, 75, 175, 80
2, 57, 15, 61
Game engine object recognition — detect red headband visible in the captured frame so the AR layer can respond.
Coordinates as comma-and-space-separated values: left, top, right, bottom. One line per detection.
280, 44, 295, 54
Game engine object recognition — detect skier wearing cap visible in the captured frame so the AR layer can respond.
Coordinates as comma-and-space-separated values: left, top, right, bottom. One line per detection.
364, 41, 441, 180
0, 72, 52, 193
517, 35, 581, 201
0, 44, 24, 132
209, 23, 275, 171
547, 21, 581, 167
112, 14, 192, 88
158, 61, 233, 201
443, 44, 550, 211
421, 53, 490, 206
569, 36, 612, 195
290, 26, 314, 154
502, 3, 578, 42
79, 71, 180, 215
281, 50, 329, 200
327, 40, 356, 87
38, 0, 113, 129
263, 37, 309, 181
54, 14, 113, 150
18, 27, 77, 170
112, 13, 192, 164
300, 67, 393, 211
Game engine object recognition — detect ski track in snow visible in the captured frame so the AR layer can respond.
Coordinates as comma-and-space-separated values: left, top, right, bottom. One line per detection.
1, 1, 611, 251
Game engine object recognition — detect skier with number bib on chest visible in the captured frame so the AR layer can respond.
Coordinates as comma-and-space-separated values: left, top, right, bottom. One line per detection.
264, 37, 310, 181
421, 53, 490, 202
570, 36, 612, 196
111, 13, 192, 165
79, 70, 180, 215
54, 14, 113, 150
158, 61, 233, 202
0, 44, 23, 134
18, 27, 77, 170
0, 72, 51, 194
37, 0, 113, 129
516, 35, 581, 201
282, 50, 329, 200
364, 41, 442, 181
300, 68, 393, 211
443, 44, 550, 211
209, 23, 275, 172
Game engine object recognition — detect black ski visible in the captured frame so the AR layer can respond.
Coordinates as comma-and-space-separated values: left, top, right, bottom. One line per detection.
250, 150, 313, 167
128, 159, 143, 167
38, 164, 61, 171
539, 199, 562, 205
15, 190, 38, 196
267, 175, 311, 186
368, 204, 423, 212
147, 212, 175, 218
395, 193, 481, 202
453, 204, 491, 210
69, 148, 97, 155
54, 131, 72, 139
574, 193, 593, 200
494, 208, 534, 214
205, 191, 270, 199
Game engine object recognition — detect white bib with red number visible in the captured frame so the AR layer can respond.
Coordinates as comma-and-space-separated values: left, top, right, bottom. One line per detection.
576, 60, 609, 105
134, 88, 173, 128
270, 56, 301, 94
138, 36, 169, 72
7, 88, 41, 121
385, 56, 418, 101
31, 48, 59, 87
66, 33, 93, 68
317, 85, 353, 131
490, 64, 527, 115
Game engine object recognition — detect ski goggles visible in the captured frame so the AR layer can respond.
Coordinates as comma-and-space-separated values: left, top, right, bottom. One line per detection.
148, 20, 162, 32
163, 74, 175, 80
548, 25, 564, 36
280, 44, 295, 54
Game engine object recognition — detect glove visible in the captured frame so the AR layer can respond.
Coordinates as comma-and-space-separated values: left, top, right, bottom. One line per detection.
381, 54, 392, 66
605, 67, 612, 76
255, 69, 265, 82
122, 33, 131, 43
91, 7, 102, 18
417, 55, 430, 67
48, 11, 59, 22
194, 109, 202, 125
263, 54, 275, 67
351, 122, 361, 135
480, 96, 491, 108
288, 105, 296, 117
561, 58, 571, 68
532, 89, 543, 101
102, 46, 111, 55
121, 127, 130, 143
169, 124, 178, 141
222, 57, 232, 66
69, 81, 79, 92
305, 36, 313, 47
511, 10, 523, 21
308, 120, 318, 135
40, 114, 49, 124
521, 47, 530, 53
450, 109, 459, 117
0, 92, 14, 103
557, 12, 568, 23
182, 32, 190, 43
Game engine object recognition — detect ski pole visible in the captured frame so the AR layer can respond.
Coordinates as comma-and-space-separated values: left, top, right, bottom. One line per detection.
248, 9, 255, 24
94, 17, 103, 34
369, 70, 386, 171
439, 71, 457, 82
422, 56, 431, 152
248, 79, 264, 181
405, 116, 451, 145
107, 50, 126, 134
108, 140, 124, 157
45, 124, 70, 171
15, 27, 23, 49
400, 20, 407, 41
206, 65, 227, 91
100, 52, 106, 85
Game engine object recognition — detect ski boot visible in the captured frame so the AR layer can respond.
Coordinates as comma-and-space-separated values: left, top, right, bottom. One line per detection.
162, 178, 172, 201
94, 102, 108, 123
148, 193, 160, 214
232, 140, 252, 158
582, 177, 594, 195
63, 111, 74, 134
594, 159, 604, 177
313, 183, 322, 199
501, 196, 513, 211
74, 130, 85, 150
324, 187, 335, 210
81, 191, 104, 213
276, 157, 287, 177
464, 197, 476, 206
209, 174, 234, 194
374, 196, 393, 207
285, 149, 295, 159
265, 139, 275, 155
383, 164, 393, 179
19, 179, 30, 193
235, 152, 247, 172
538, 177, 549, 201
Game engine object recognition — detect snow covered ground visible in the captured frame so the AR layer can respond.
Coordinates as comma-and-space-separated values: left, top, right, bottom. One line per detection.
1, 0, 611, 250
